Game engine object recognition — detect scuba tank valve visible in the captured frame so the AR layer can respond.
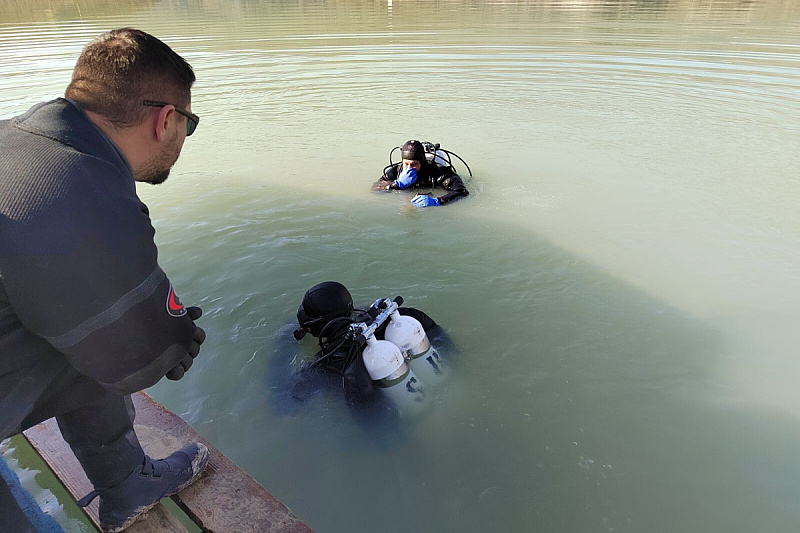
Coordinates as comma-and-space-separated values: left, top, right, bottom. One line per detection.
356, 297, 399, 342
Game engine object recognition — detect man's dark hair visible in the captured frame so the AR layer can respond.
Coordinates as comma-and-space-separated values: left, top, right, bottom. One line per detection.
65, 28, 195, 128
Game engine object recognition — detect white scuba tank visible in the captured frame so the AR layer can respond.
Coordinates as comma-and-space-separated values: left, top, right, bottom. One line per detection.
383, 311, 448, 386
362, 335, 427, 415
425, 148, 450, 168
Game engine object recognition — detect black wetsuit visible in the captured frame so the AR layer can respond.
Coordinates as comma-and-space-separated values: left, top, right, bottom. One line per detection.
0, 99, 200, 513
380, 162, 469, 205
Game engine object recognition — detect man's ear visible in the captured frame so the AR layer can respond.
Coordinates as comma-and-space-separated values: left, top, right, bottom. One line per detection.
154, 105, 175, 142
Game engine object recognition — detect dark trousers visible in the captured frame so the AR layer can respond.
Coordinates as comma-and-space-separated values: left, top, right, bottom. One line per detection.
1, 365, 145, 527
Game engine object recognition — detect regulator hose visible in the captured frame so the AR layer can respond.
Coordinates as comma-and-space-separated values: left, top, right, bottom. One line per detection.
386, 144, 472, 178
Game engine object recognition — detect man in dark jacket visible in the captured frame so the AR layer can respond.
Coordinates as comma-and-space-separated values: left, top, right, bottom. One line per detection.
373, 139, 469, 207
0, 29, 208, 532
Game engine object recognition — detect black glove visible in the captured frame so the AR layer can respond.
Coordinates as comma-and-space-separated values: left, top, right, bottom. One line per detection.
166, 306, 206, 381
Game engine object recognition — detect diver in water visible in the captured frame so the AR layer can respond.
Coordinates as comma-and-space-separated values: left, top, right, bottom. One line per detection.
291, 281, 448, 411
373, 140, 470, 207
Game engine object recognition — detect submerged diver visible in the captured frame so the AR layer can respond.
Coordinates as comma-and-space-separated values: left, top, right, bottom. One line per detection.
292, 281, 448, 412
373, 140, 470, 207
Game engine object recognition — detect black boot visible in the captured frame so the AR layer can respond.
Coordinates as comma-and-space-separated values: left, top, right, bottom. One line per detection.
78, 443, 209, 532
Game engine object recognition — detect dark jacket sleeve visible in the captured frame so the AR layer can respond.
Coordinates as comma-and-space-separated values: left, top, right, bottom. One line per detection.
434, 167, 469, 205
1, 155, 196, 395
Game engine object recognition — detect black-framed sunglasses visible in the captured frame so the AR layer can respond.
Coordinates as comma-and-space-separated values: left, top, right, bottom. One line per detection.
143, 100, 199, 136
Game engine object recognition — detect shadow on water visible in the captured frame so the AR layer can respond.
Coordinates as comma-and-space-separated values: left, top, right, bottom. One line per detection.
139, 180, 800, 533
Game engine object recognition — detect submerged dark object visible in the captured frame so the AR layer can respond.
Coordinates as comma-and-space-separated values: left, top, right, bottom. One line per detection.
292, 282, 440, 408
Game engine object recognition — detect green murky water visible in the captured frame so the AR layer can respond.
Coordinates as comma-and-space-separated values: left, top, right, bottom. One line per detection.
2, 1, 800, 531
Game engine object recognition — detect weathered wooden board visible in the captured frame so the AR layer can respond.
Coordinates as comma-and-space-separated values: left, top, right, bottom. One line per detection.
23, 417, 187, 532
23, 391, 315, 533
131, 392, 315, 533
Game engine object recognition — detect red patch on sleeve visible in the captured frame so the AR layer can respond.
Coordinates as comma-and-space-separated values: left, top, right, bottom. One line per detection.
166, 285, 187, 317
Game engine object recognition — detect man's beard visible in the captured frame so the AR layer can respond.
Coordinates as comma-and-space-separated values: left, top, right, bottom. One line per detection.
138, 141, 181, 185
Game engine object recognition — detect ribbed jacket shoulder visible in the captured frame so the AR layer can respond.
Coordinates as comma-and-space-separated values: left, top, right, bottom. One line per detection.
0, 99, 196, 407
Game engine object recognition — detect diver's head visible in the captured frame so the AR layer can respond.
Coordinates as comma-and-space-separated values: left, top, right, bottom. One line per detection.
294, 281, 354, 340
401, 140, 426, 172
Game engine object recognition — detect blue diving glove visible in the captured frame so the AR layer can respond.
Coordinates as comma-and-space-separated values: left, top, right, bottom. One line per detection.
411, 194, 441, 207
395, 167, 418, 189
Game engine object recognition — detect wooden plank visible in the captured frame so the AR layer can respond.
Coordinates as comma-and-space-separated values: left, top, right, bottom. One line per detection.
23, 418, 188, 533
132, 392, 315, 533
23, 392, 315, 533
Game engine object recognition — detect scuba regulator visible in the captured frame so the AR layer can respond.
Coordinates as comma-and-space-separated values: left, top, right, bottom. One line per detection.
382, 141, 473, 181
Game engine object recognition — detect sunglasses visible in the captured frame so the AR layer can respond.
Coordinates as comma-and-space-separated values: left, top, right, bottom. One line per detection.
143, 100, 199, 136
